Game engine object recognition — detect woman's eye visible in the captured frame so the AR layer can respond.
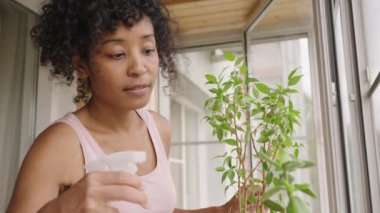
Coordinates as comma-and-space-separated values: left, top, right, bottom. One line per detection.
143, 49, 155, 55
111, 53, 125, 59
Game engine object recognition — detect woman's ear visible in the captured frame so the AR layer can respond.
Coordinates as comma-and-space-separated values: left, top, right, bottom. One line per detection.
72, 53, 89, 78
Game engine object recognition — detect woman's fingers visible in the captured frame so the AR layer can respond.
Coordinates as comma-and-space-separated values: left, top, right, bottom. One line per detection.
82, 172, 149, 208
105, 206, 119, 213
86, 171, 144, 189
101, 185, 149, 208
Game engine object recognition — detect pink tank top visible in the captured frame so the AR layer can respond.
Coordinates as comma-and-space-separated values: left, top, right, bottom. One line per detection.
55, 109, 177, 213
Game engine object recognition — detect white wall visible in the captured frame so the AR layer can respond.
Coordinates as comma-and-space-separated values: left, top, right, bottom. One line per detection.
12, 0, 79, 137
35, 68, 77, 136
178, 50, 233, 96
177, 51, 214, 94
13, 0, 41, 13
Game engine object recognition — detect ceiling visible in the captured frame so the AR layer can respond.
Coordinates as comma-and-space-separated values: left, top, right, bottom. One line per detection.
163, 0, 313, 48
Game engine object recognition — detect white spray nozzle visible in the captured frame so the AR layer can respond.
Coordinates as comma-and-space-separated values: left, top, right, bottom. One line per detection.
84, 151, 146, 174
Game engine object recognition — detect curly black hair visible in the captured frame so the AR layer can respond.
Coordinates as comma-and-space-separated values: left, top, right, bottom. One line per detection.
31, 0, 178, 103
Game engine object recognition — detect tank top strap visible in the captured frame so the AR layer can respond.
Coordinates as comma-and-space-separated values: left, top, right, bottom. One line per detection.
54, 113, 105, 164
136, 109, 168, 162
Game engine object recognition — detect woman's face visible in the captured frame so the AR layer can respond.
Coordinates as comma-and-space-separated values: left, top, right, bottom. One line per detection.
86, 16, 159, 110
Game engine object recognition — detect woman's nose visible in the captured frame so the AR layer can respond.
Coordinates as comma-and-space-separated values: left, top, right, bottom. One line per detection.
127, 52, 147, 76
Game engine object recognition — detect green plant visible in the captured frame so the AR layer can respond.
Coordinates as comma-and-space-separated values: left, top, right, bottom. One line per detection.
204, 51, 316, 213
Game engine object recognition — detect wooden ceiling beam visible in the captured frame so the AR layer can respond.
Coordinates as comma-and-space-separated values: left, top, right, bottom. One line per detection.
243, 0, 275, 32
168, 1, 252, 18
166, 0, 241, 10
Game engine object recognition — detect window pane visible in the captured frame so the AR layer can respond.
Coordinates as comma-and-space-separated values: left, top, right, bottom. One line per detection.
360, 0, 380, 84
170, 143, 228, 209
330, 1, 376, 211
372, 88, 380, 181
361, 0, 380, 184
169, 45, 243, 209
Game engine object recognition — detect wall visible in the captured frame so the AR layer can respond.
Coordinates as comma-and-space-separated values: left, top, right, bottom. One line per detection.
0, 2, 38, 210
35, 67, 77, 135
13, 0, 41, 13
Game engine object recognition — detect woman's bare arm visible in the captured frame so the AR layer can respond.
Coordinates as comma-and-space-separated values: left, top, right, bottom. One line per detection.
7, 123, 148, 212
7, 123, 83, 212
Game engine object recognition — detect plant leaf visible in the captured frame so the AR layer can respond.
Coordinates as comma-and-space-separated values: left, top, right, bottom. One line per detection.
255, 83, 271, 94
257, 136, 269, 143
224, 51, 235, 61
300, 160, 315, 168
222, 171, 228, 183
282, 160, 304, 172
227, 169, 235, 183
278, 147, 290, 163
222, 82, 233, 92
205, 74, 217, 84
224, 156, 232, 168
258, 152, 281, 167
252, 88, 260, 98
248, 193, 256, 204
295, 184, 317, 198
285, 88, 298, 93
294, 148, 299, 158
216, 128, 223, 141
224, 139, 237, 146
264, 199, 285, 212
286, 196, 310, 213
288, 68, 298, 80
266, 172, 274, 185
209, 88, 219, 94
251, 178, 262, 184
235, 56, 244, 66
288, 75, 303, 86
216, 167, 225, 172
240, 64, 248, 76
261, 186, 285, 202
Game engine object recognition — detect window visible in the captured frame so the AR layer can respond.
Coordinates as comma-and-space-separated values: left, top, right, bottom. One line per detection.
247, 37, 321, 212
168, 45, 243, 209
245, 0, 326, 210
163, 0, 379, 211
167, 0, 330, 211
360, 0, 380, 182
352, 0, 380, 211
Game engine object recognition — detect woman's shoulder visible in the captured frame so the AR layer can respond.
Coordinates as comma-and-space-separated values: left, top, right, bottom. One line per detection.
33, 121, 81, 155
7, 122, 84, 212
22, 122, 84, 184
145, 110, 169, 126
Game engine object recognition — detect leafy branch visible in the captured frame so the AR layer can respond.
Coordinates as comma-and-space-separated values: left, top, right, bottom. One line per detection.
204, 51, 316, 213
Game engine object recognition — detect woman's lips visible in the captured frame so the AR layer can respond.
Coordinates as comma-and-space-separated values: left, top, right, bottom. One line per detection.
123, 84, 150, 96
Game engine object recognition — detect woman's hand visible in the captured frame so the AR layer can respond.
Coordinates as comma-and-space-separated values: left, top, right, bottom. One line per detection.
38, 171, 148, 213
218, 195, 239, 213
219, 194, 259, 213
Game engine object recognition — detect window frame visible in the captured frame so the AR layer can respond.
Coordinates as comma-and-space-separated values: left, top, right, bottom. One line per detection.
350, 0, 380, 211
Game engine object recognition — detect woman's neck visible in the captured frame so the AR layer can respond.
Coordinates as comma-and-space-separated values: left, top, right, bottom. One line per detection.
79, 99, 141, 133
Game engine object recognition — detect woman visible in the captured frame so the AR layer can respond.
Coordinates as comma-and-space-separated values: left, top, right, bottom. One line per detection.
7, 0, 238, 212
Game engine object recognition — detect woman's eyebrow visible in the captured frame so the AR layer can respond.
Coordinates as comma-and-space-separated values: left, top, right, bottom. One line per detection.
100, 34, 155, 45
142, 34, 155, 39
100, 38, 125, 45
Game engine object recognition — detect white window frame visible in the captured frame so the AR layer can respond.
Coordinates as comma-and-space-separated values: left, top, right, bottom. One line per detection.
350, 0, 380, 212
